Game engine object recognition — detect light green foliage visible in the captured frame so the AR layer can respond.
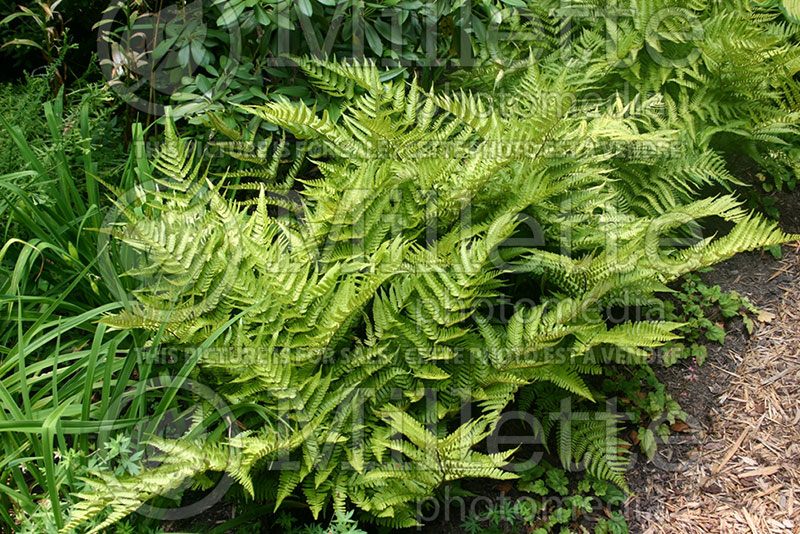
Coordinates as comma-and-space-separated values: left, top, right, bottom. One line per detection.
59, 56, 797, 530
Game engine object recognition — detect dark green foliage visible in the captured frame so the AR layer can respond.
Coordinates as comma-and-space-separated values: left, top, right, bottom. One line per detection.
95, 0, 489, 132
0, 0, 108, 83
461, 470, 628, 533
0, 77, 48, 177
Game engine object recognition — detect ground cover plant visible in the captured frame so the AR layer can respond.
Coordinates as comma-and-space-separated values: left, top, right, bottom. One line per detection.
0, 1, 799, 534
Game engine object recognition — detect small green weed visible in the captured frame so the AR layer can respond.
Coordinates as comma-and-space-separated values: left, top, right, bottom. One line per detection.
462, 469, 628, 534
661, 272, 760, 367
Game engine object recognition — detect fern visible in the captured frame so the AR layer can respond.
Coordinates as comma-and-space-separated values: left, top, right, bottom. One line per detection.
65, 56, 797, 531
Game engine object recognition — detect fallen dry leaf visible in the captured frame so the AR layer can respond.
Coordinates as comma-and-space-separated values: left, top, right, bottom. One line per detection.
671, 421, 690, 432
756, 309, 776, 323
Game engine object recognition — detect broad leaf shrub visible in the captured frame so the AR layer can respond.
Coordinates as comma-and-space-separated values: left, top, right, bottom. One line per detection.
96, 0, 485, 125
62, 57, 797, 531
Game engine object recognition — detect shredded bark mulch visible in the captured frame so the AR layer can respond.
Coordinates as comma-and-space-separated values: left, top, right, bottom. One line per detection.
626, 241, 800, 534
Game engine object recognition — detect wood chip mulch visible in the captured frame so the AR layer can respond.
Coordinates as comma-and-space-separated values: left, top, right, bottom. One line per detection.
630, 244, 800, 534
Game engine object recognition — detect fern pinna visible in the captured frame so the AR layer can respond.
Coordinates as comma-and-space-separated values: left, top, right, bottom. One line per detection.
65, 57, 795, 531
